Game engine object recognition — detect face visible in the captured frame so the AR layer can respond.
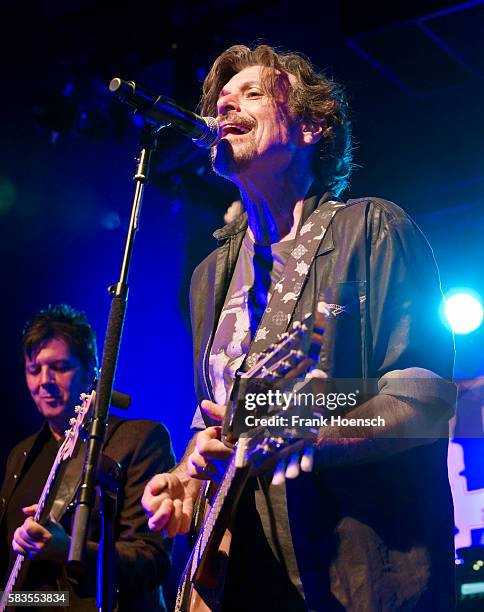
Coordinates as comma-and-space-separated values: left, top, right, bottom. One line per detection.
24, 337, 89, 431
212, 65, 301, 180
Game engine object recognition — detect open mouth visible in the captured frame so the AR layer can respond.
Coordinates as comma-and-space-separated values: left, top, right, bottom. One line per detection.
221, 124, 251, 137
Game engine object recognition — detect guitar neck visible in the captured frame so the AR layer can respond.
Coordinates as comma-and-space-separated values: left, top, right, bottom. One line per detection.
176, 449, 251, 612
0, 450, 64, 611
190, 453, 240, 581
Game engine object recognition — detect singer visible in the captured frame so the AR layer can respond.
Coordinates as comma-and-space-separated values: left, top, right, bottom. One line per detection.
0, 305, 175, 611
142, 44, 457, 610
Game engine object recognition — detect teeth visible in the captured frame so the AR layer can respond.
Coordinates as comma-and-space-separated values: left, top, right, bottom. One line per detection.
223, 124, 248, 135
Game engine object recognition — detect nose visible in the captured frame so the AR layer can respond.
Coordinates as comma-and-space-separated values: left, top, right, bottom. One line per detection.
40, 366, 55, 385
217, 93, 241, 117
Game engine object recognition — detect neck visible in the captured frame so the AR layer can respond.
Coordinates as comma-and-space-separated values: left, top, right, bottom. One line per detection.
236, 164, 314, 245
47, 418, 68, 442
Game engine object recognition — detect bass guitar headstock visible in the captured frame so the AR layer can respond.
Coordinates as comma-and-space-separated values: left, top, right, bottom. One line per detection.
59, 390, 96, 461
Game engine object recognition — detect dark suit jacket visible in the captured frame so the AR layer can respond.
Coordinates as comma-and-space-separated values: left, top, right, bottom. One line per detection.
0, 415, 175, 611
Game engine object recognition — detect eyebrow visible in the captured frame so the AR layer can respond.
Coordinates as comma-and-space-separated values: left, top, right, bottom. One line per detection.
218, 80, 262, 99
25, 358, 74, 368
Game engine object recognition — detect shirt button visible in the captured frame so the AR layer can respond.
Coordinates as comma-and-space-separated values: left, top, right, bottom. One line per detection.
13, 474, 18, 479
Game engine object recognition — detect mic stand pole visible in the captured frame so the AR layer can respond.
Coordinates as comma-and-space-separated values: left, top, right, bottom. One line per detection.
68, 126, 159, 612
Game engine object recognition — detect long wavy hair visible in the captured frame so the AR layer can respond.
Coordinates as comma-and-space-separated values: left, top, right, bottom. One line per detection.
201, 44, 353, 196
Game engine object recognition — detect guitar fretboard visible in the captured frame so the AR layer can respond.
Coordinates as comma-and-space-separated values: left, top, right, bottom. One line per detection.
0, 453, 62, 612
189, 454, 238, 582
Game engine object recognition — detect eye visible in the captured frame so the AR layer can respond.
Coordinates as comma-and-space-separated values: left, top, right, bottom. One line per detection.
26, 366, 40, 376
246, 89, 262, 98
52, 361, 73, 373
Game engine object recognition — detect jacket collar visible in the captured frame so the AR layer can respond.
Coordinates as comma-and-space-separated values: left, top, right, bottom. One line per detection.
212, 190, 338, 242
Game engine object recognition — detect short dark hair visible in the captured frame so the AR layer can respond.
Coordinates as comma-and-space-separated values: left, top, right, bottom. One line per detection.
201, 44, 353, 196
22, 304, 98, 377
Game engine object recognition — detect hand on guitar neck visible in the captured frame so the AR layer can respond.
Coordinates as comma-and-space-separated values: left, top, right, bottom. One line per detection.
188, 400, 313, 485
12, 504, 71, 563
187, 401, 232, 483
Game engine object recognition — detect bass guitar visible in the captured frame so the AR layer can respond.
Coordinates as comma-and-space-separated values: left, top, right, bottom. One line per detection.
0, 391, 95, 612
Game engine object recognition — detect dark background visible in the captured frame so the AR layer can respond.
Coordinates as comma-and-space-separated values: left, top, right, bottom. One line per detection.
1, 0, 483, 605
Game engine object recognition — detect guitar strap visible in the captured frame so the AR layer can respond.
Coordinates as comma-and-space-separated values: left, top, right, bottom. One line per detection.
49, 439, 85, 523
240, 199, 346, 371
223, 199, 346, 440
50, 419, 125, 524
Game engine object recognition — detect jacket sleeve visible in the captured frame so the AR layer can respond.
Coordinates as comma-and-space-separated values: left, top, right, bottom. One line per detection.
365, 205, 457, 425
315, 203, 456, 463
73, 421, 176, 595
367, 204, 454, 380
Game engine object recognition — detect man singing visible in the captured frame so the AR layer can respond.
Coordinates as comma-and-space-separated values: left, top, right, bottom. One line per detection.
1, 304, 175, 610
142, 44, 456, 610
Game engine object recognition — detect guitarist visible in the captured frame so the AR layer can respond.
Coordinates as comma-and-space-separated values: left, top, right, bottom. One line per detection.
142, 45, 457, 611
0, 304, 175, 610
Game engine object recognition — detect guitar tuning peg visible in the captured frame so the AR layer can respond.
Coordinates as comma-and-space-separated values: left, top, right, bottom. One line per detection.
300, 446, 314, 473
285, 454, 300, 479
69, 417, 76, 425
74, 406, 80, 413
64, 429, 71, 436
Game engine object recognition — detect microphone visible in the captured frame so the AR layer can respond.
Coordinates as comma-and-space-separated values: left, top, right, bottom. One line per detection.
109, 77, 220, 148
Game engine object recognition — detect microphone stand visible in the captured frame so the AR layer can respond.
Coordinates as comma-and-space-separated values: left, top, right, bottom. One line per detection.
68, 126, 160, 612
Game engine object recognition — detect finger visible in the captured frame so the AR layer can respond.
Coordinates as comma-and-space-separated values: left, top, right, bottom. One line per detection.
163, 499, 183, 538
180, 497, 194, 534
187, 451, 216, 480
148, 474, 169, 496
300, 446, 314, 472
12, 538, 30, 557
24, 518, 51, 541
285, 454, 300, 479
272, 460, 286, 486
197, 428, 232, 460
147, 498, 174, 532
18, 529, 49, 551
142, 477, 170, 517
13, 531, 41, 558
201, 400, 225, 423
21, 504, 38, 516
305, 368, 328, 380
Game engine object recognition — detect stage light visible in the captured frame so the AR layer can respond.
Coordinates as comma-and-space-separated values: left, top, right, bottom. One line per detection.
444, 292, 483, 334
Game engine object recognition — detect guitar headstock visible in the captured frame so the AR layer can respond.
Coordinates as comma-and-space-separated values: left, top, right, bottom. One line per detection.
59, 390, 96, 461
242, 310, 325, 381
224, 311, 326, 442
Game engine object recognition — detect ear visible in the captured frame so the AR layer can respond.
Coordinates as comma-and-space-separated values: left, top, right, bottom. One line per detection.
300, 120, 323, 146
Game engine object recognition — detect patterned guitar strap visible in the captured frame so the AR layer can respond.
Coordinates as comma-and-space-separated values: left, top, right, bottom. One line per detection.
224, 198, 347, 438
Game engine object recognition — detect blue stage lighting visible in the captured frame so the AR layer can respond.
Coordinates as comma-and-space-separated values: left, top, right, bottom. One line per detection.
445, 292, 483, 334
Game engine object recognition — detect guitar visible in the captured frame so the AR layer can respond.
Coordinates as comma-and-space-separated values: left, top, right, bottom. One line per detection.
0, 391, 95, 612
176, 314, 325, 612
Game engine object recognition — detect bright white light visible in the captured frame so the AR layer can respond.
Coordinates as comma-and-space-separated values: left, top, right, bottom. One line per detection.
445, 293, 483, 334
